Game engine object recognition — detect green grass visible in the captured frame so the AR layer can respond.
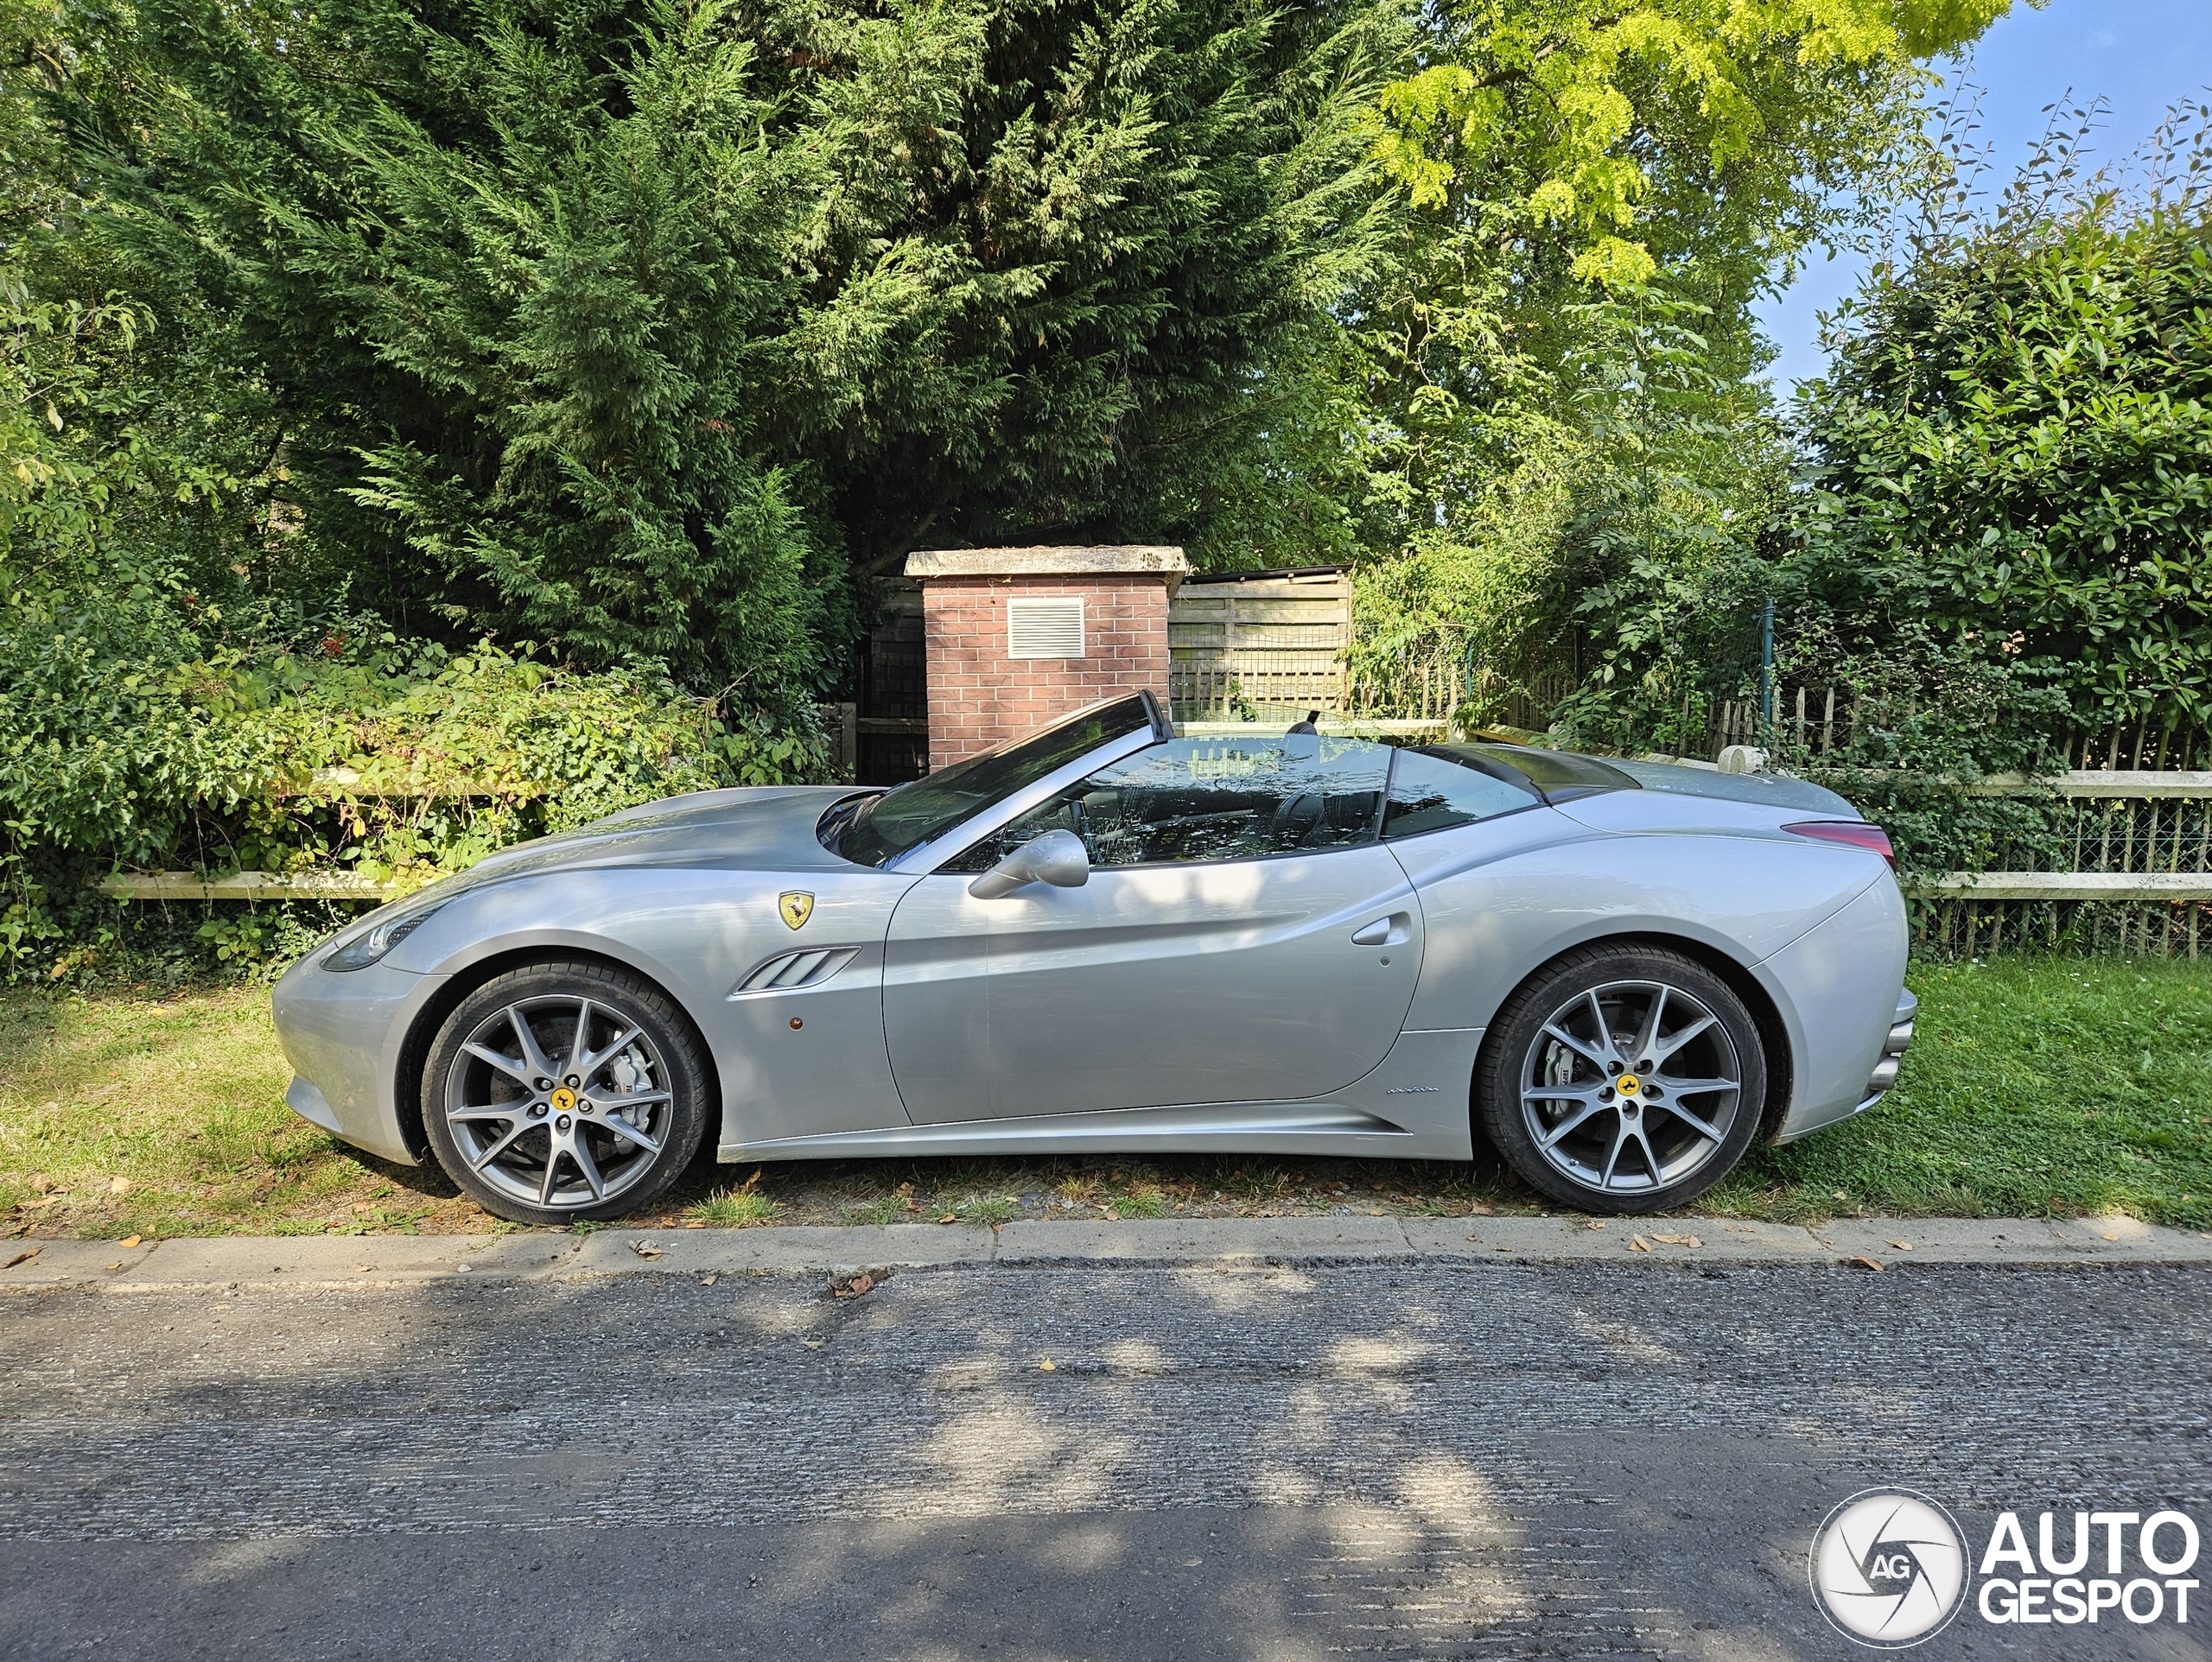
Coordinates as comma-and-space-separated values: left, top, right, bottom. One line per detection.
950, 1195, 1020, 1227
1109, 1185, 1170, 1219
686, 1186, 780, 1227
1710, 956, 2212, 1228
5, 956, 2208, 1237
0, 986, 462, 1240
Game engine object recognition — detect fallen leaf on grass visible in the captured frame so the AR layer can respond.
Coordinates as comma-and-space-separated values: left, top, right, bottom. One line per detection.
119, 1235, 142, 1250
1466, 1202, 1495, 1216
631, 1241, 662, 1259
936, 1214, 957, 1225
1628, 1235, 1650, 1253
1650, 1234, 1702, 1248
833, 1272, 874, 1299
5, 1248, 41, 1268
1845, 1255, 1886, 1272
108, 1176, 131, 1195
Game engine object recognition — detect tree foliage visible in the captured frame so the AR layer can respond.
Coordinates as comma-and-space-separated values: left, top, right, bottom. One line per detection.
1374, 0, 2004, 292
1795, 105, 2212, 744
53, 0, 1401, 698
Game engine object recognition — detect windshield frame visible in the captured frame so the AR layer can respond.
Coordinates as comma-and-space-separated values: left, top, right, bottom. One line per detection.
833, 693, 1169, 873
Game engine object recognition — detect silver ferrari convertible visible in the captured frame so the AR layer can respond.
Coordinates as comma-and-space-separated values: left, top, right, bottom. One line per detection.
272, 692, 1914, 1222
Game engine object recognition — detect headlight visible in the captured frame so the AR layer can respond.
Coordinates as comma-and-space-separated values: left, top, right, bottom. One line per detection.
322, 900, 449, 972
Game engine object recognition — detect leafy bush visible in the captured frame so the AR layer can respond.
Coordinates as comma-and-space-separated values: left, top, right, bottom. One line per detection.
1794, 108, 2212, 747
0, 263, 824, 985
0, 615, 825, 983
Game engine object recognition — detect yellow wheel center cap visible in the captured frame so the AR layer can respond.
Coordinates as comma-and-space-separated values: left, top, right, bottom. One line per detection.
550, 1087, 577, 1113
1616, 1074, 1641, 1095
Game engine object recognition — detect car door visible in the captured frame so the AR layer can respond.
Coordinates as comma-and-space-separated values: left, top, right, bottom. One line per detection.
882, 733, 1424, 1121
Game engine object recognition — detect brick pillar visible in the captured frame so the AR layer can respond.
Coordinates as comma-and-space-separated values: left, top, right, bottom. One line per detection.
904, 545, 1188, 771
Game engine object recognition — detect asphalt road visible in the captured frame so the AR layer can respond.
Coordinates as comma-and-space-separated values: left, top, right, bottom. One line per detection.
2, 1259, 2207, 1661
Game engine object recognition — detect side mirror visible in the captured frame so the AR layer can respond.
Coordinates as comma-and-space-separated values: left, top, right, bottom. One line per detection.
967, 828, 1090, 899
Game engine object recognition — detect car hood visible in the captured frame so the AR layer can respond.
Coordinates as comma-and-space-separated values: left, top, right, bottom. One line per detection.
435, 785, 864, 895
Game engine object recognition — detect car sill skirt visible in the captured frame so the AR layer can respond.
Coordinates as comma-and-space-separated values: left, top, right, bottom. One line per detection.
721, 1101, 1416, 1164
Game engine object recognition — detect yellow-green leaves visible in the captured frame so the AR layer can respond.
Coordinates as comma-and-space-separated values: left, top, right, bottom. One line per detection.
1378, 0, 2013, 285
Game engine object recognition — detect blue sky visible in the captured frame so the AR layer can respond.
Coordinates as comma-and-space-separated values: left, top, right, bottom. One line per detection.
1754, 0, 2212, 393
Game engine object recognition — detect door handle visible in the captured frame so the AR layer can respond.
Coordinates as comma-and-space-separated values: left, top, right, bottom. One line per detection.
1351, 913, 1411, 947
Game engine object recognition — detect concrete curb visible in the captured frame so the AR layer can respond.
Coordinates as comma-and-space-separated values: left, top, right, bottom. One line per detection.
5, 1212, 2211, 1294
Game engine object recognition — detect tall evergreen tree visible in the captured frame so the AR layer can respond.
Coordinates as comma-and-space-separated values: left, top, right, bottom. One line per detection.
62, 0, 1402, 701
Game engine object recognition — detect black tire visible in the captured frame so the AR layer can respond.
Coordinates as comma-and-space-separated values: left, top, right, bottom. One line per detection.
421, 960, 710, 1225
1476, 943, 1767, 1215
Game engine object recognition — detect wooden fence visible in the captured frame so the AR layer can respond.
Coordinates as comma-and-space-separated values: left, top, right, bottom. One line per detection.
1722, 684, 2212, 773
1167, 568, 1351, 723
1894, 773, 2212, 958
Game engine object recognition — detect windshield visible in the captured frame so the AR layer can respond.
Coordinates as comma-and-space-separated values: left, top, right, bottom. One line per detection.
831, 695, 1159, 868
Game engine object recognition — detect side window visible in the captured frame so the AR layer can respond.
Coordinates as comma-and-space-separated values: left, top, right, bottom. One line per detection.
949, 735, 1394, 870
1382, 748, 1539, 840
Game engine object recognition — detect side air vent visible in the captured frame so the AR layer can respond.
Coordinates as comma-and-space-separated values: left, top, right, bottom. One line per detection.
728, 946, 861, 999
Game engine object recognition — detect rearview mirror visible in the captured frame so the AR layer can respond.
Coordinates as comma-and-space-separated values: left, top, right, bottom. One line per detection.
966, 828, 1090, 899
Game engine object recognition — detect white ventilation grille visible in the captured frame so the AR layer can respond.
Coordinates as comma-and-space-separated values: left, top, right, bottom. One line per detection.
1007, 597, 1085, 659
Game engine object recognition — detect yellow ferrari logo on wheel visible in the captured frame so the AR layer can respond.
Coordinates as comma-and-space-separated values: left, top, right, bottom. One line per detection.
779, 891, 815, 930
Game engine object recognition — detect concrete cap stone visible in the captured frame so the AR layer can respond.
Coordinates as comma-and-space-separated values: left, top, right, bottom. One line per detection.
905, 545, 1189, 582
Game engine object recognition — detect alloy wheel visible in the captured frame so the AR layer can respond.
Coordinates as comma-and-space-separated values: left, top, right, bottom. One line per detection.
442, 994, 674, 1211
1517, 979, 1744, 1198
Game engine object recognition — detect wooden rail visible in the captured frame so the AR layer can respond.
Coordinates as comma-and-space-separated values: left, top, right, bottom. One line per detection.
99, 871, 398, 901
1901, 872, 2212, 901
1179, 718, 1452, 739
1969, 771, 2212, 799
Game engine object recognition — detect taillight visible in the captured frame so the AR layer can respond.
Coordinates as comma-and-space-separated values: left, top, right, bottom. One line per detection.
1783, 820, 1895, 870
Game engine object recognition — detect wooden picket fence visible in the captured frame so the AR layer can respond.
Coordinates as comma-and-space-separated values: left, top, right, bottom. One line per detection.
1720, 684, 2212, 772
1897, 775, 2212, 959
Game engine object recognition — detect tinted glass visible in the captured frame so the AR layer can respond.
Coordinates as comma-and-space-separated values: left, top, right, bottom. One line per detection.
1382, 748, 1539, 839
836, 695, 1154, 868
949, 733, 1392, 871
1459, 744, 1637, 796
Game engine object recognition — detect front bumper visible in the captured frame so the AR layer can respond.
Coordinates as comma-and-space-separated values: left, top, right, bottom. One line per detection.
270, 952, 444, 1165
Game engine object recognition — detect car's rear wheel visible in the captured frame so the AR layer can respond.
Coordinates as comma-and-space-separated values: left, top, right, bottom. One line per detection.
422, 961, 709, 1225
1477, 944, 1766, 1214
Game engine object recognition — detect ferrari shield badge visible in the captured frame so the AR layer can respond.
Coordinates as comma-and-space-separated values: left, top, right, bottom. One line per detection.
779, 891, 815, 931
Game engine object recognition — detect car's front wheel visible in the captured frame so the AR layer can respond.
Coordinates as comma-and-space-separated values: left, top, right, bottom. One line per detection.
1477, 944, 1767, 1214
422, 961, 709, 1224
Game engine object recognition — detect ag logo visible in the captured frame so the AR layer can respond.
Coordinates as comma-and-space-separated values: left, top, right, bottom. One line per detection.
779, 891, 814, 930
1810, 1489, 1969, 1648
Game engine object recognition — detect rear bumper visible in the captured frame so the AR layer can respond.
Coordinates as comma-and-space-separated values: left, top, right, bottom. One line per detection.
1757, 876, 1911, 1142
1859, 987, 1917, 1103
